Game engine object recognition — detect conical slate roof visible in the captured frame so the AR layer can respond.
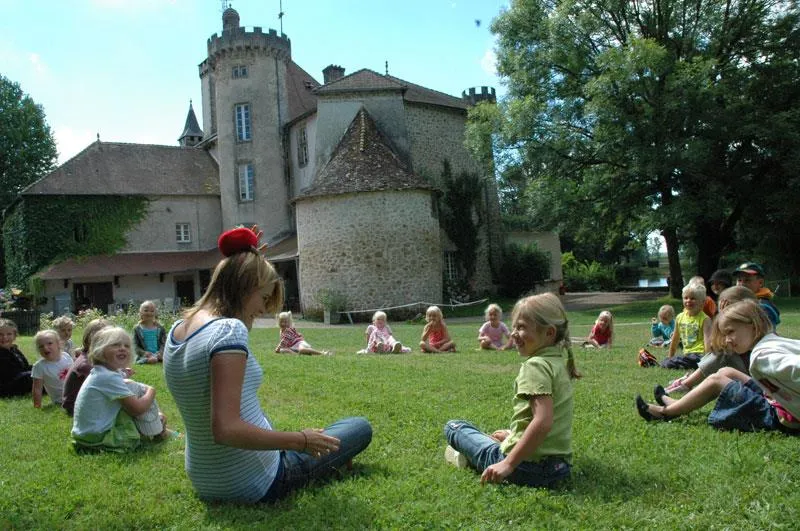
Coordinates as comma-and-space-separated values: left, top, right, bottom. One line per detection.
178, 101, 204, 141
295, 107, 433, 200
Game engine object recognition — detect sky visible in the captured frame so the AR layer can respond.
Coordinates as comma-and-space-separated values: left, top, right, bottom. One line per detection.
1, 0, 509, 164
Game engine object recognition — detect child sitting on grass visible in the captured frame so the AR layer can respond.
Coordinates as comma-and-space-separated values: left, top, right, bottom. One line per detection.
275, 312, 331, 355
52, 315, 75, 356
661, 282, 711, 370
420, 305, 455, 352
444, 293, 579, 487
584, 310, 613, 348
0, 318, 32, 398
363, 311, 409, 353
133, 300, 167, 364
649, 305, 675, 348
31, 329, 72, 408
72, 326, 174, 451
636, 300, 800, 434
477, 303, 512, 351
61, 319, 110, 416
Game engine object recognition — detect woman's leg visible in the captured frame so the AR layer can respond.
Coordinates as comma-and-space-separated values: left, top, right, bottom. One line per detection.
265, 417, 372, 500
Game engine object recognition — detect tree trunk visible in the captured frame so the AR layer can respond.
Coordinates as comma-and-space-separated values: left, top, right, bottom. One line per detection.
662, 227, 683, 299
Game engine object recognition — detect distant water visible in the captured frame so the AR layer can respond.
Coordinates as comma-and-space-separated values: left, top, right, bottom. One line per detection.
638, 278, 669, 288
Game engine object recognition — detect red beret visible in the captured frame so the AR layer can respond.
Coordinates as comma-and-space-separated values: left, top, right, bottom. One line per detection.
218, 227, 259, 257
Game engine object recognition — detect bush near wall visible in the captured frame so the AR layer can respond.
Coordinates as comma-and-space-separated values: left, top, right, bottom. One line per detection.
562, 252, 617, 291
499, 242, 550, 297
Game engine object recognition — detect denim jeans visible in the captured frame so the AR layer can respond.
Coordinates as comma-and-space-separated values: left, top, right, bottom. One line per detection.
261, 416, 372, 502
444, 419, 570, 488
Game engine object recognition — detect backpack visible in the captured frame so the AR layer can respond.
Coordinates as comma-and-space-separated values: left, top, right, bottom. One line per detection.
638, 347, 658, 368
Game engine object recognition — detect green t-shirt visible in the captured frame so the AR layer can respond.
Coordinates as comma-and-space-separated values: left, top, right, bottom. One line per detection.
676, 310, 708, 354
499, 346, 573, 463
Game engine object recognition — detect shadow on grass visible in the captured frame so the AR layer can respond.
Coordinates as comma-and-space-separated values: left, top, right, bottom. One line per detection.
565, 456, 664, 500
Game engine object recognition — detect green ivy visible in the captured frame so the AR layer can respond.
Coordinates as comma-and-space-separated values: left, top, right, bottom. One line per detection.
3, 195, 148, 286
438, 159, 484, 285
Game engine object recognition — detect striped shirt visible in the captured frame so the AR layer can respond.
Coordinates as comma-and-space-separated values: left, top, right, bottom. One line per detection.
163, 318, 279, 503
278, 327, 304, 349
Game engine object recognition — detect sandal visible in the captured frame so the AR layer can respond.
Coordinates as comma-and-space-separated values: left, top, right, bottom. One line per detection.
653, 384, 668, 407
635, 395, 671, 422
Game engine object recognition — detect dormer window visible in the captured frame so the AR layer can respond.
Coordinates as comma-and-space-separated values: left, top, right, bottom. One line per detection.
232, 65, 248, 78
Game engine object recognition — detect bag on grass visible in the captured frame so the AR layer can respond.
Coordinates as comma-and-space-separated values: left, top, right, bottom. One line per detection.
638, 347, 658, 368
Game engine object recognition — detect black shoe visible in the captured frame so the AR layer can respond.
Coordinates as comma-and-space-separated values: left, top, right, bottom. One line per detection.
636, 395, 670, 422
653, 384, 668, 406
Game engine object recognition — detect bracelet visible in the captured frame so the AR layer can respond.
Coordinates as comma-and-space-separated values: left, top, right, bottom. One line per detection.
301, 430, 308, 452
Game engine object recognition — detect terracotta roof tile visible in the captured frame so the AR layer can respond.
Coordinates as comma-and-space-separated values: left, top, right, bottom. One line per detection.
23, 141, 219, 196
295, 107, 433, 200
385, 74, 469, 110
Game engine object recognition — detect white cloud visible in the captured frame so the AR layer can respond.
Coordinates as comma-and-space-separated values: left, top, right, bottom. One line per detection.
28, 53, 47, 75
480, 47, 497, 76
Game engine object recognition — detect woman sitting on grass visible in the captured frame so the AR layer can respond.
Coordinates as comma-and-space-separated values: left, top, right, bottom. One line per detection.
636, 300, 800, 433
444, 293, 580, 487
163, 226, 372, 503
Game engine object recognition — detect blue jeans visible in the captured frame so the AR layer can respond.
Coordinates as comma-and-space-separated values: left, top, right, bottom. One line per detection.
444, 419, 570, 488
261, 417, 372, 502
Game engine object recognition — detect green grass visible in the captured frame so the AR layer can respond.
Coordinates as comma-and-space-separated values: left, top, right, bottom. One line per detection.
2, 297, 799, 529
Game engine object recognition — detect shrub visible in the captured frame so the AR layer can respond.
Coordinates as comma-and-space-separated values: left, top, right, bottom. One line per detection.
499, 242, 551, 297
563, 255, 617, 291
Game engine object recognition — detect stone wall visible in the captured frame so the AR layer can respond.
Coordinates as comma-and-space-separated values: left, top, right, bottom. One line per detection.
296, 190, 441, 311
123, 196, 221, 252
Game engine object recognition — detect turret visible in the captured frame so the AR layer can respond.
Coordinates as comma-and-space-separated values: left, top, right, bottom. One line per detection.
462, 86, 497, 105
178, 100, 203, 147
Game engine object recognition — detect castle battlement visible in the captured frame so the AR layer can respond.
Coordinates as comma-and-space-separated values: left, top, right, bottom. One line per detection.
206, 26, 291, 62
462, 86, 497, 105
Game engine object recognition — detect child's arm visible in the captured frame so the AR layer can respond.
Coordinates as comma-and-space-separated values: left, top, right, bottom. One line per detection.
157, 326, 167, 356
441, 323, 451, 342
32, 378, 44, 408
668, 327, 681, 357
702, 317, 713, 353
133, 326, 149, 358
481, 394, 553, 484
421, 323, 431, 341
119, 384, 155, 417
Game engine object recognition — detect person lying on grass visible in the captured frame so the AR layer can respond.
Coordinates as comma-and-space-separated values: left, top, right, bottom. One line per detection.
444, 292, 580, 487
163, 226, 372, 503
636, 300, 800, 434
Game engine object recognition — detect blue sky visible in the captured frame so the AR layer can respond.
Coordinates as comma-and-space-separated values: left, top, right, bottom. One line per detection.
1, 0, 508, 164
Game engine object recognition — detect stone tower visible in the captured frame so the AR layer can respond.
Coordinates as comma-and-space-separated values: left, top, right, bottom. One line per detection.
198, 7, 292, 240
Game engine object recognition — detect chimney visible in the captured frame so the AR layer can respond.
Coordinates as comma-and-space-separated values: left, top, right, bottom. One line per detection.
323, 64, 345, 84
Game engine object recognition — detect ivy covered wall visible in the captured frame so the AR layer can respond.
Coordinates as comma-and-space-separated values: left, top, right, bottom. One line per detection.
3, 195, 148, 286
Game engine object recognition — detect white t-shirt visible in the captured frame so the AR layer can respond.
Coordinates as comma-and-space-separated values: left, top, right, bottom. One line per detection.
749, 333, 800, 420
31, 353, 72, 404
163, 318, 279, 503
71, 365, 135, 438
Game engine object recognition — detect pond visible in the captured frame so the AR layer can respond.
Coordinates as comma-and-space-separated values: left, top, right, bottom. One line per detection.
637, 278, 669, 288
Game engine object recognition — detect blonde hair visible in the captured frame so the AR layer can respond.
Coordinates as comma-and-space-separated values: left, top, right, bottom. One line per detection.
0, 318, 17, 333
81, 318, 110, 353
484, 303, 502, 320
717, 285, 757, 312
52, 315, 75, 332
372, 311, 387, 323
711, 300, 773, 353
138, 300, 159, 325
682, 283, 706, 300
89, 326, 133, 367
185, 249, 284, 325
658, 305, 675, 321
596, 310, 614, 337
688, 276, 706, 287
277, 311, 294, 328
33, 329, 60, 354
425, 306, 443, 322
511, 293, 581, 379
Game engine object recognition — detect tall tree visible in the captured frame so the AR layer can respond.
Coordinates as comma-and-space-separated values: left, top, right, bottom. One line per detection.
479, 0, 800, 297
0, 75, 58, 286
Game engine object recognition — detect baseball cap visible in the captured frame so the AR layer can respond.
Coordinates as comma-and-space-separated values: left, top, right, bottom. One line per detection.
733, 262, 765, 277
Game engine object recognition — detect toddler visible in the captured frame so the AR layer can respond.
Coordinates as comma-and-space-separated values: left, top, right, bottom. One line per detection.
0, 318, 32, 398
61, 318, 111, 416
364, 311, 409, 353
585, 310, 613, 348
133, 300, 167, 364
275, 312, 331, 355
444, 293, 579, 487
478, 304, 512, 350
420, 306, 455, 352
72, 326, 173, 451
649, 305, 675, 348
31, 329, 73, 408
52, 316, 75, 356
661, 282, 711, 370
689, 275, 716, 318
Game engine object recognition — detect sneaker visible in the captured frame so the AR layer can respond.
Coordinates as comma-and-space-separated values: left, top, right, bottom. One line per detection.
664, 378, 690, 395
444, 445, 469, 468
392, 342, 402, 353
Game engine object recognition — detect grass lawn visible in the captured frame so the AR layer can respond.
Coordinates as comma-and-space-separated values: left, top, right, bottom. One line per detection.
2, 296, 799, 529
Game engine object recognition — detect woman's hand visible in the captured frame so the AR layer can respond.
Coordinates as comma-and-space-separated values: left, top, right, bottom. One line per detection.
301, 428, 340, 458
481, 460, 514, 484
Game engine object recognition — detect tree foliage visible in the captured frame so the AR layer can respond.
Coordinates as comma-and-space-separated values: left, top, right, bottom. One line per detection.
0, 75, 58, 285
479, 0, 800, 296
